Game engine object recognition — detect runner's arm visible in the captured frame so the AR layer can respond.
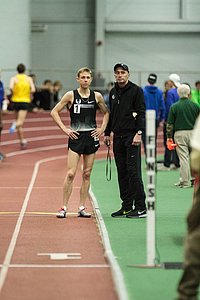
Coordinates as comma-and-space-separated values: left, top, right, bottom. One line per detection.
9, 77, 15, 91
28, 76, 36, 93
91, 92, 110, 137
51, 91, 78, 138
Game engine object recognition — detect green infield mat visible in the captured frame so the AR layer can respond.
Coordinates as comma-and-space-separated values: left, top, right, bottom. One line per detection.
91, 157, 198, 300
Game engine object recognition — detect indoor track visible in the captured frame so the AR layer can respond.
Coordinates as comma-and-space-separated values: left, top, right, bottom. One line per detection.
0, 111, 118, 300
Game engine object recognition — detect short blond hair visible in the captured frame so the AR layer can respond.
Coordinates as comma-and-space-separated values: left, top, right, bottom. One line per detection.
76, 67, 93, 78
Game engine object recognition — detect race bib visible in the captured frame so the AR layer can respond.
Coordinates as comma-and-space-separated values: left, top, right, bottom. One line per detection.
74, 104, 80, 114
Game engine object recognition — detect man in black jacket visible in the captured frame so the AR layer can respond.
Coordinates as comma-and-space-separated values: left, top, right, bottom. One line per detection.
104, 63, 147, 218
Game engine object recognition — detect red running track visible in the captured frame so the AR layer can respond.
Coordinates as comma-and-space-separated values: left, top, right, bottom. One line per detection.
0, 111, 118, 300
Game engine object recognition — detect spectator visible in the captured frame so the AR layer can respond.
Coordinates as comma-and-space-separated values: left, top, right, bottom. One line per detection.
142, 73, 165, 161
163, 80, 174, 100
166, 84, 200, 188
191, 80, 200, 107
0, 71, 6, 161
103, 81, 114, 109
53, 80, 62, 106
158, 73, 181, 171
37, 79, 54, 110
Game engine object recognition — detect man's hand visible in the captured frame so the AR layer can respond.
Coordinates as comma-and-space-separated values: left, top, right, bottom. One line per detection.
91, 128, 104, 138
65, 128, 79, 139
132, 133, 142, 146
104, 136, 111, 147
167, 138, 177, 150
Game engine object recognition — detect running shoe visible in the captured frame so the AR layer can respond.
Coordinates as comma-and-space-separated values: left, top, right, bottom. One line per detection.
174, 181, 191, 188
0, 152, 5, 161
56, 208, 67, 218
20, 139, 28, 150
9, 122, 16, 134
126, 209, 147, 218
78, 207, 91, 218
111, 208, 132, 217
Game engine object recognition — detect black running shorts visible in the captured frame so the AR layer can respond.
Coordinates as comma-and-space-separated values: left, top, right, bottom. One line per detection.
12, 102, 31, 111
68, 131, 100, 154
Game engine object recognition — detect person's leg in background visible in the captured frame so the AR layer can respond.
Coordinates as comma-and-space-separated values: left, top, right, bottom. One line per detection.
15, 109, 28, 149
163, 122, 171, 167
0, 108, 5, 161
175, 131, 192, 187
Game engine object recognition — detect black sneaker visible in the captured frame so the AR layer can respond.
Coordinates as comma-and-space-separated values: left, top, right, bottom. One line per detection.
111, 208, 132, 218
126, 209, 147, 218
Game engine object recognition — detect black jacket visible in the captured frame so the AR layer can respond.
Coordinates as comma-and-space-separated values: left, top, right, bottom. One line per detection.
105, 81, 145, 136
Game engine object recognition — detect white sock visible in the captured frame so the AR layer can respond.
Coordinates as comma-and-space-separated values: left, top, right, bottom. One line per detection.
79, 206, 85, 211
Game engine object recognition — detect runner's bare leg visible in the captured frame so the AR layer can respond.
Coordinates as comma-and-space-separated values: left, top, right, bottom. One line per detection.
63, 149, 80, 208
79, 153, 95, 207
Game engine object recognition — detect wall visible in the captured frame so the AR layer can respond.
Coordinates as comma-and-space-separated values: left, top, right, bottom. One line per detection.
104, 32, 200, 88
31, 0, 95, 90
1, 0, 200, 91
101, 0, 200, 87
0, 0, 31, 90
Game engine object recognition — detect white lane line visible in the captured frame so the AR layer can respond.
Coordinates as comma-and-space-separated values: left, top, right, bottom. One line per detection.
0, 212, 78, 216
90, 189, 129, 300
3, 116, 69, 124
0, 264, 109, 268
37, 253, 82, 260
3, 115, 101, 125
1, 135, 65, 146
5, 144, 66, 157
3, 126, 61, 135
0, 187, 78, 189
0, 155, 66, 292
5, 146, 108, 158
3, 114, 70, 124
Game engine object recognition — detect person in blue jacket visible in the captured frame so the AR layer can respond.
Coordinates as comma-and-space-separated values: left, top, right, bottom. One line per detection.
142, 73, 165, 160
159, 73, 181, 170
0, 73, 6, 161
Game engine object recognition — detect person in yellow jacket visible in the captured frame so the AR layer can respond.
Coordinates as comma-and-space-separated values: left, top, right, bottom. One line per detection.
9, 63, 35, 149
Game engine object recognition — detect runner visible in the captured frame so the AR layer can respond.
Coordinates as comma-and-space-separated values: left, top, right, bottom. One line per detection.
51, 67, 109, 218
9, 63, 35, 149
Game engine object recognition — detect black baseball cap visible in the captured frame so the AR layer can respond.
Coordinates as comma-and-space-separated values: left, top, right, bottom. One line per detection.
148, 73, 157, 84
114, 63, 129, 72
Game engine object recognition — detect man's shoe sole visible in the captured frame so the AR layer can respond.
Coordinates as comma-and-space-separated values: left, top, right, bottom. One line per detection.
78, 214, 91, 218
126, 214, 147, 219
56, 211, 66, 218
111, 214, 127, 218
111, 210, 132, 218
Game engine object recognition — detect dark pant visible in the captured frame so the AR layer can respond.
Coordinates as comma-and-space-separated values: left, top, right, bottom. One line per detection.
163, 122, 180, 167
113, 134, 146, 211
